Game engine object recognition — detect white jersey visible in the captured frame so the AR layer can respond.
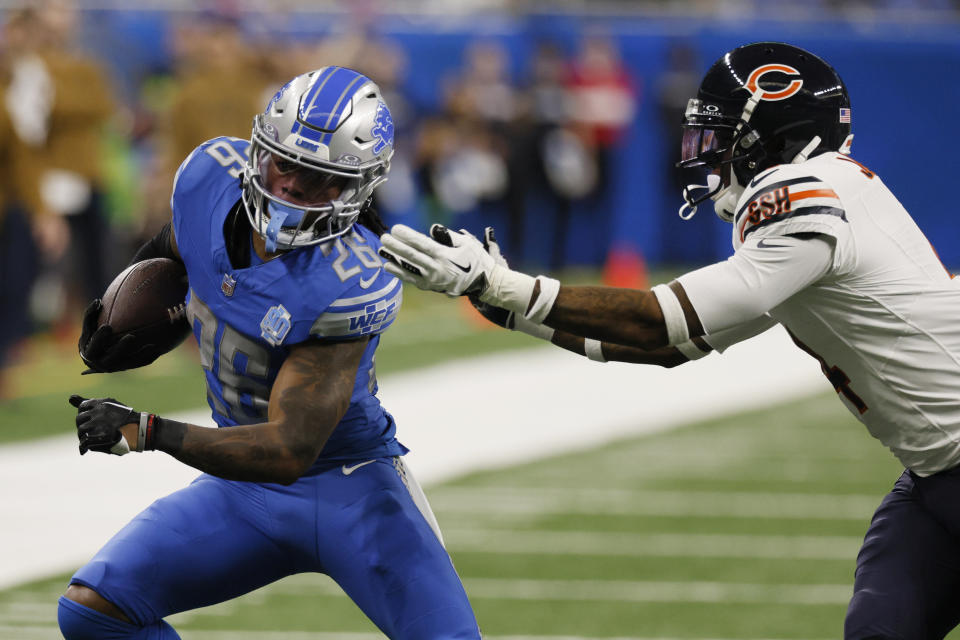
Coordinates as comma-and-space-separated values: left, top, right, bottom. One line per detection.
677, 152, 960, 476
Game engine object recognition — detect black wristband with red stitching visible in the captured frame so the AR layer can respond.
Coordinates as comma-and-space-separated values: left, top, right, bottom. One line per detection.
145, 413, 158, 450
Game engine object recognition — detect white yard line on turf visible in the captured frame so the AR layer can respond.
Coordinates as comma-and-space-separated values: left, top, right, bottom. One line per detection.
0, 628, 835, 640
464, 577, 852, 605
185, 571, 852, 604
442, 528, 860, 560
0, 327, 828, 589
427, 486, 881, 520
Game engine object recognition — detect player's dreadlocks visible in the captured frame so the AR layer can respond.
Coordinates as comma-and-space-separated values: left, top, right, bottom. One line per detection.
357, 200, 388, 237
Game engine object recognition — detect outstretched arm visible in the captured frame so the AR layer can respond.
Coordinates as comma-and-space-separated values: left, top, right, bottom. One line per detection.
470, 286, 693, 367
381, 224, 703, 352
549, 313, 778, 365
70, 337, 367, 485
381, 224, 830, 355
542, 280, 703, 351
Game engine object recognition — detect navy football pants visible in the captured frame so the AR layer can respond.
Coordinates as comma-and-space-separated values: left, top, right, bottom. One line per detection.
846, 468, 960, 639
66, 457, 480, 639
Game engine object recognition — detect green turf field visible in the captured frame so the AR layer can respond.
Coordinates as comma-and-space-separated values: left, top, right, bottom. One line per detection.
0, 267, 632, 444
0, 286, 540, 444
3, 390, 947, 639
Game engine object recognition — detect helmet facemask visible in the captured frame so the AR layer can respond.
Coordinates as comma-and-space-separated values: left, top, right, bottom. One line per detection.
243, 134, 374, 252
676, 91, 764, 222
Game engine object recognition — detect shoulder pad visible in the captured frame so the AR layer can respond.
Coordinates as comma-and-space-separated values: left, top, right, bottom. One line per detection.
306, 227, 402, 339
734, 164, 846, 244
171, 137, 249, 207
309, 275, 402, 339
171, 137, 249, 244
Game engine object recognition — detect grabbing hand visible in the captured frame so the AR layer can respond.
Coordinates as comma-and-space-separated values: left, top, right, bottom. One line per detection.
380, 223, 561, 326
78, 299, 173, 374
69, 395, 142, 455
379, 224, 499, 297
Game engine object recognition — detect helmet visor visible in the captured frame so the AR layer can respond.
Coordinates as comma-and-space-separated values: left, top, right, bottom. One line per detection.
681, 128, 719, 163
260, 153, 350, 207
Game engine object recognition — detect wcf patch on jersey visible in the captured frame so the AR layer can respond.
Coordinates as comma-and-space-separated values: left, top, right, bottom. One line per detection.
260, 304, 292, 346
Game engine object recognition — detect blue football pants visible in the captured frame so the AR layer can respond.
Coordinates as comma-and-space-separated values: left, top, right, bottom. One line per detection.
63, 457, 480, 639
845, 468, 960, 639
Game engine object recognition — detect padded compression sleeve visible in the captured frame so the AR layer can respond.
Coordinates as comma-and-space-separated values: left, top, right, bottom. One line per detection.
702, 314, 780, 353
676, 234, 833, 336
129, 222, 181, 266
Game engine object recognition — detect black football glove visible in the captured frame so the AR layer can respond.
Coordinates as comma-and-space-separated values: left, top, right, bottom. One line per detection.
78, 299, 180, 374
69, 394, 159, 455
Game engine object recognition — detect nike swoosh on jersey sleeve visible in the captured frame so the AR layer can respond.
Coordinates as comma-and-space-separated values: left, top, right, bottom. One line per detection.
736, 176, 846, 243
309, 276, 403, 338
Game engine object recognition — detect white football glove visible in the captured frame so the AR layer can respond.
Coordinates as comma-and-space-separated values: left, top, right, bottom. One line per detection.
379, 224, 493, 297
379, 224, 561, 323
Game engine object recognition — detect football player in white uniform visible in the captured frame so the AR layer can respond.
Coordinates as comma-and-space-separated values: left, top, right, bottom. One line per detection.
377, 42, 960, 639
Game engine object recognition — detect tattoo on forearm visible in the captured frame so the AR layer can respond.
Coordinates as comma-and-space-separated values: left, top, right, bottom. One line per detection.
160, 340, 364, 483
173, 425, 290, 482
546, 286, 669, 350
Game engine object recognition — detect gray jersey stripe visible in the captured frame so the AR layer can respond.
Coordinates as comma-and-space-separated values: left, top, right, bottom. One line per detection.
328, 277, 400, 308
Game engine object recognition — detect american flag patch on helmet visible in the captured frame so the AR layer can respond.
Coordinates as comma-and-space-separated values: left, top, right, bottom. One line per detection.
839, 108, 851, 123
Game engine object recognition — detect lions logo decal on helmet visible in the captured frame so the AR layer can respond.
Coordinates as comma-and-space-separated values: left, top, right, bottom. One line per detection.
371, 102, 394, 155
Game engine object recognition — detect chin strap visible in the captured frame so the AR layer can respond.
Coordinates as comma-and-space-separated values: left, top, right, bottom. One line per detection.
839, 134, 854, 155
678, 173, 721, 220
263, 208, 290, 253
791, 136, 822, 165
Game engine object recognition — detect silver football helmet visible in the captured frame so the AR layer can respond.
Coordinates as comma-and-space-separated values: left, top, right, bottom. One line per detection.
242, 66, 394, 252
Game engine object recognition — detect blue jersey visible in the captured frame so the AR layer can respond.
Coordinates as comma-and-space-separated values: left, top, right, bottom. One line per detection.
171, 137, 406, 468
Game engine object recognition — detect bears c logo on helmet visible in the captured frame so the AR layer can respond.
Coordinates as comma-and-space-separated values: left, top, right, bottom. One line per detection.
744, 64, 804, 101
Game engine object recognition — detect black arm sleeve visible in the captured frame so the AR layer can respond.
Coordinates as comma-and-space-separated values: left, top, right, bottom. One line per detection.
129, 223, 181, 266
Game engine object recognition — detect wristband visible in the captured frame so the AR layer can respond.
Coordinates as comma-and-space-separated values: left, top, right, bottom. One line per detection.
584, 338, 606, 363
512, 314, 555, 341
525, 276, 560, 324
479, 264, 537, 315
137, 412, 161, 451
651, 284, 690, 346
479, 265, 562, 327
137, 412, 148, 452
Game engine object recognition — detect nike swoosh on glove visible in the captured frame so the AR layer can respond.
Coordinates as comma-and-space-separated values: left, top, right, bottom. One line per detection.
379, 224, 497, 297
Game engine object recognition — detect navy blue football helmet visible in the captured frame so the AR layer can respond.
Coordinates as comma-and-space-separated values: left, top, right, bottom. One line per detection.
677, 42, 851, 221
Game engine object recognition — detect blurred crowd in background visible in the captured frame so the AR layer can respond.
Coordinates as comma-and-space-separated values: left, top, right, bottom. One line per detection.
0, 1, 647, 390
0, 0, 956, 396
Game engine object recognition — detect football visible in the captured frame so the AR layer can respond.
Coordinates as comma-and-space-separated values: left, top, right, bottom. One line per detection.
98, 257, 191, 350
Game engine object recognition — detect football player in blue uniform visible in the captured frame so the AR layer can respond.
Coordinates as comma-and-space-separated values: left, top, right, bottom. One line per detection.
61, 67, 480, 639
